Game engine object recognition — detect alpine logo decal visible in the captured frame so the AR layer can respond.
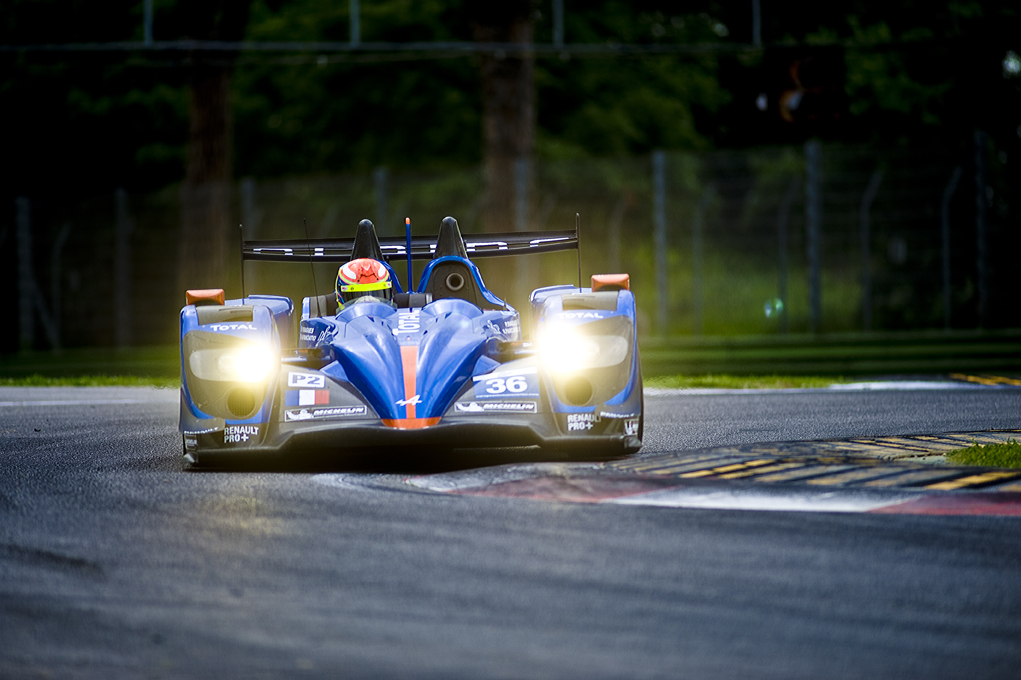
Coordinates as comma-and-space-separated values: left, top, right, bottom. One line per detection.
224, 425, 259, 443
396, 394, 422, 407
456, 402, 536, 413
285, 406, 366, 421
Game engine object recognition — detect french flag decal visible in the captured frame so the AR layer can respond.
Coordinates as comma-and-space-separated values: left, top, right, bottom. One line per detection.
285, 390, 330, 406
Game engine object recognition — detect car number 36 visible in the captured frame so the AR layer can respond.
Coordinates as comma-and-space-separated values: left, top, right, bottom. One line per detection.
484, 376, 528, 394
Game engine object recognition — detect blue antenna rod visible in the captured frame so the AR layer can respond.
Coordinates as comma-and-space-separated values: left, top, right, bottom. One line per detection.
405, 217, 413, 291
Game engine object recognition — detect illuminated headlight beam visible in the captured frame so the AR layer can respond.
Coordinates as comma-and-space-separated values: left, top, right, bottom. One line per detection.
538, 326, 629, 374
189, 346, 277, 383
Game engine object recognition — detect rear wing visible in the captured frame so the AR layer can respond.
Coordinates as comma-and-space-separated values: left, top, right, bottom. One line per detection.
242, 229, 578, 263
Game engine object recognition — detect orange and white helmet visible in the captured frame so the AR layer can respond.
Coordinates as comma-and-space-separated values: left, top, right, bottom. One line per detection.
336, 258, 394, 307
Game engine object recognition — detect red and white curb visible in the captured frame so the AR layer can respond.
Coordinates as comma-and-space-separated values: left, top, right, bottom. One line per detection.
405, 463, 1021, 516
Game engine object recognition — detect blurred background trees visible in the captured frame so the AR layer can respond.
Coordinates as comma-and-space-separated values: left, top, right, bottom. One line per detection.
1, 0, 1020, 349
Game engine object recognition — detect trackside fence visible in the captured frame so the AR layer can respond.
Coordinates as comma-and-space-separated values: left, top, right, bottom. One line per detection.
3, 142, 1018, 353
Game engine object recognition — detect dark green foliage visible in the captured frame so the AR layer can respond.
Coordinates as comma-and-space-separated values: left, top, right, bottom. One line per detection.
5, 1, 1021, 192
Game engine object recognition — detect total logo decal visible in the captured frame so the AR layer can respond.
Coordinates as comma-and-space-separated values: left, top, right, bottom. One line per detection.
285, 406, 367, 421
393, 310, 421, 335
556, 312, 605, 320
566, 412, 600, 432
224, 425, 260, 443
209, 323, 258, 332
456, 401, 537, 413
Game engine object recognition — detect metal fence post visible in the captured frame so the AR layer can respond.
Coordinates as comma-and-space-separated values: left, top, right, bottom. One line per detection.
607, 197, 626, 274
115, 188, 133, 347
692, 186, 712, 336
777, 178, 798, 335
804, 139, 822, 334
974, 130, 988, 327
51, 222, 71, 348
16, 197, 34, 351
652, 150, 667, 336
514, 157, 532, 302
373, 166, 388, 231
349, 0, 360, 47
859, 169, 883, 332
941, 166, 962, 330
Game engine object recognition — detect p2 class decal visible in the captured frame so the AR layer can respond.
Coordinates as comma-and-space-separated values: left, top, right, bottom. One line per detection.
285, 405, 367, 421
224, 425, 260, 444
472, 367, 539, 399
455, 401, 537, 414
288, 372, 326, 388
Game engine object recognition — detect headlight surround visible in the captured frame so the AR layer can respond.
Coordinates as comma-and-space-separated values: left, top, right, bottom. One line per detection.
182, 329, 279, 420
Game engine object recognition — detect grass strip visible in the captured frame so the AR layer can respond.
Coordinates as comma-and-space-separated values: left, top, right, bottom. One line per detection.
945, 440, 1021, 469
0, 374, 178, 389
644, 374, 847, 390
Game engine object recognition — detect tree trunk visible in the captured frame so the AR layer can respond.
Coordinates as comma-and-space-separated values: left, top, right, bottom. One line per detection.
176, 0, 250, 297
472, 3, 535, 234
178, 67, 233, 293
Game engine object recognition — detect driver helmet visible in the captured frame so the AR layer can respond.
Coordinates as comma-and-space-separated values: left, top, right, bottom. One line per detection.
336, 258, 394, 308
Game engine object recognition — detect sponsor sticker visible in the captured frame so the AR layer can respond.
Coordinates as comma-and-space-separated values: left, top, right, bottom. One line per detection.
288, 372, 326, 388
285, 405, 367, 421
556, 312, 605, 320
299, 326, 329, 346
472, 367, 539, 399
183, 435, 198, 450
455, 401, 537, 413
598, 412, 639, 419
208, 323, 258, 331
285, 389, 330, 407
566, 412, 600, 432
392, 310, 421, 335
624, 418, 640, 436
224, 425, 259, 444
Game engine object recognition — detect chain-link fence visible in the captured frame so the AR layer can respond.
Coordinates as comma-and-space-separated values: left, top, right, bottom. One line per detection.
3, 140, 1015, 352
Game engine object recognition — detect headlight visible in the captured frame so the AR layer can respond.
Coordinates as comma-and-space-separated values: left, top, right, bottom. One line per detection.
538, 325, 629, 374
189, 345, 277, 383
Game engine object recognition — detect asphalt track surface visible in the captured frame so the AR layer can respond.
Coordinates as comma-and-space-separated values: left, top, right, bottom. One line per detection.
1, 386, 1020, 679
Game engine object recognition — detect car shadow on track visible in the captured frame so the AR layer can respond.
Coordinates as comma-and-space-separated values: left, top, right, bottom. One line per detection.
185, 445, 626, 475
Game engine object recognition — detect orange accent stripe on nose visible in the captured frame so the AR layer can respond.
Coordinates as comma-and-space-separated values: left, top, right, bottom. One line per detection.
400, 345, 418, 419
382, 417, 441, 430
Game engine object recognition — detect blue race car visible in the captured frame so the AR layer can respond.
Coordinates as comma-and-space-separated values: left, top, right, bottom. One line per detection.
178, 216, 642, 468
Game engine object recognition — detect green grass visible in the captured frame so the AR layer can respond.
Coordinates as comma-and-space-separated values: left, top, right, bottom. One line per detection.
0, 374, 178, 388
644, 374, 847, 390
0, 347, 180, 388
946, 440, 1021, 469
